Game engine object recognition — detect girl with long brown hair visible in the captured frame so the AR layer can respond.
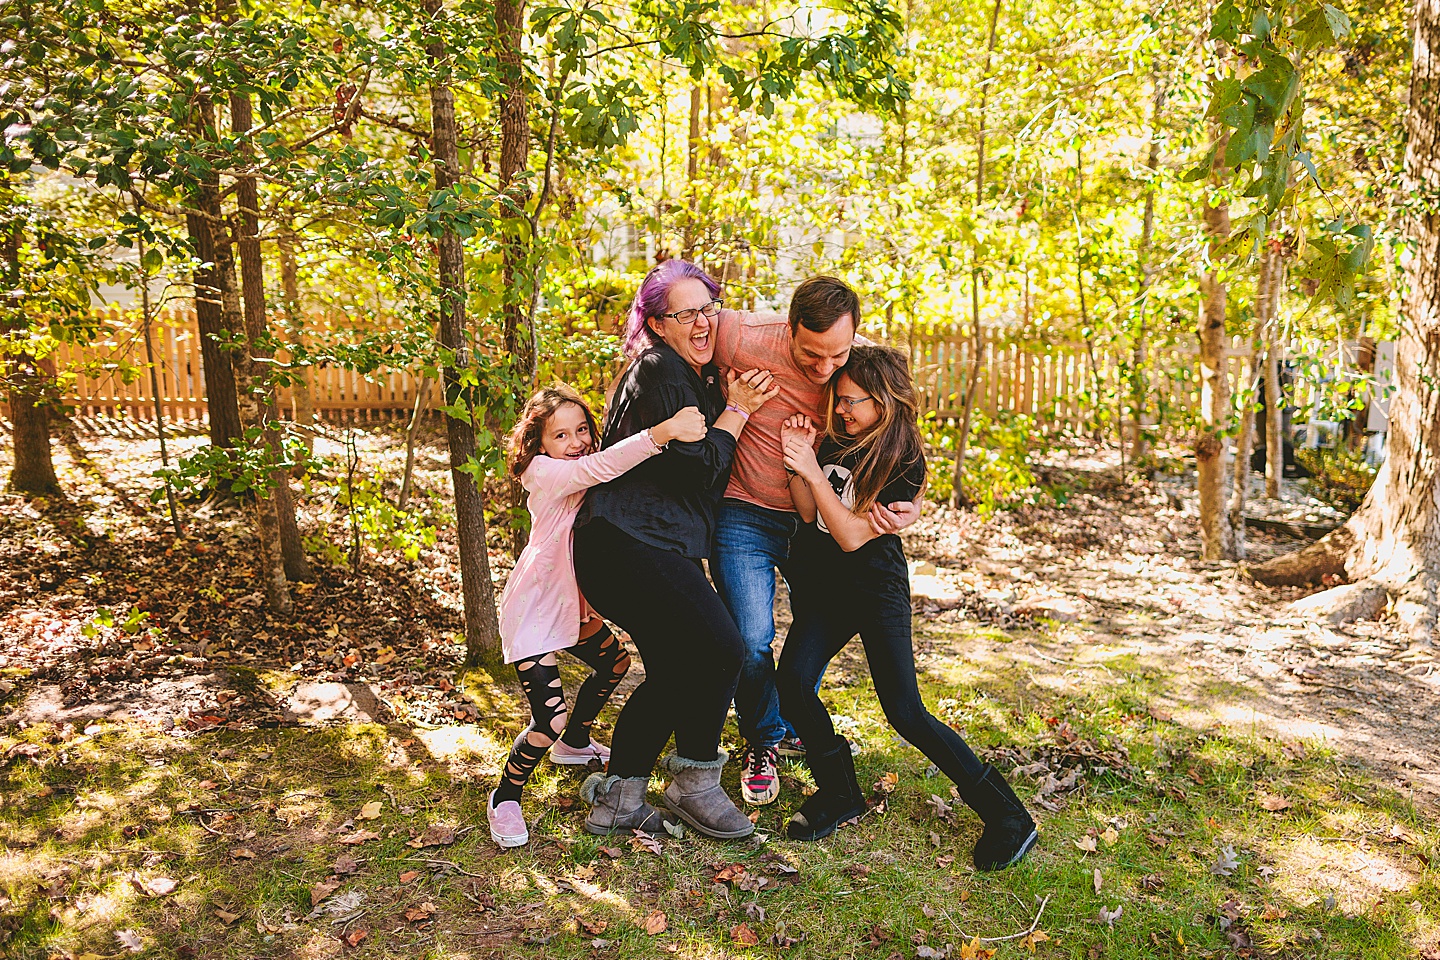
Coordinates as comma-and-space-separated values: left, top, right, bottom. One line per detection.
776, 345, 1037, 870
487, 383, 707, 849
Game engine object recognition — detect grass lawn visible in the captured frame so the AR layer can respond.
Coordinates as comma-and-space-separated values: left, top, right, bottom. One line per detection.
2, 615, 1435, 960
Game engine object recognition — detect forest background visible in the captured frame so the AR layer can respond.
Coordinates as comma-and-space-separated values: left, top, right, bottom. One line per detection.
4, 1, 1440, 958
2, 0, 1423, 661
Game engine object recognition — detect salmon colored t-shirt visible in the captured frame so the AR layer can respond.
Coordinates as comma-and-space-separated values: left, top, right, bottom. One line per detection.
714, 308, 828, 513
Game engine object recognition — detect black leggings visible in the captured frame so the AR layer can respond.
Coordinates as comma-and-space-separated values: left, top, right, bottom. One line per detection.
775, 574, 986, 788
493, 623, 630, 803
573, 519, 745, 778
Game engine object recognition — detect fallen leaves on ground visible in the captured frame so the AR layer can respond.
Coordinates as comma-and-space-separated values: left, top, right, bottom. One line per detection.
1019, 929, 1051, 953
310, 879, 340, 908
640, 909, 667, 935
358, 800, 383, 819
336, 829, 380, 845
1257, 794, 1292, 812
406, 823, 456, 848
404, 901, 437, 923
1210, 844, 1241, 876
730, 922, 760, 946
344, 928, 368, 947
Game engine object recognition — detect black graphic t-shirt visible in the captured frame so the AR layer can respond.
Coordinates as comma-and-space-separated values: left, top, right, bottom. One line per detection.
791, 434, 925, 593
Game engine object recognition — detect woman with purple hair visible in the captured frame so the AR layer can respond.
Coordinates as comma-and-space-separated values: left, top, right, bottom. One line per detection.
574, 259, 779, 839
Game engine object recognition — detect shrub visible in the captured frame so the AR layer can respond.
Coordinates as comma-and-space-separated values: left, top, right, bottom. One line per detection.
1294, 445, 1377, 513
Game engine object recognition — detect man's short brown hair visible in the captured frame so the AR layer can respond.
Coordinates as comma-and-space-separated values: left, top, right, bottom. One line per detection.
789, 275, 861, 334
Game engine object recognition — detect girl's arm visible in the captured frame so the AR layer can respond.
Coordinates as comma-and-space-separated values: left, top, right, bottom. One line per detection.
787, 473, 817, 524
781, 428, 878, 553
529, 404, 708, 498
527, 431, 662, 498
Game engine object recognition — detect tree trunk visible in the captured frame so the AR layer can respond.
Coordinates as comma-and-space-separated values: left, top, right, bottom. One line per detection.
278, 227, 316, 455
951, 0, 1003, 509
3, 220, 61, 496
1227, 352, 1256, 559
1249, 1, 1440, 641
1130, 73, 1165, 461
7, 356, 61, 497
428, 0, 503, 664
1197, 123, 1237, 561
398, 376, 433, 511
496, 0, 533, 559
226, 94, 295, 612
187, 101, 244, 450
683, 84, 702, 259
1263, 247, 1286, 499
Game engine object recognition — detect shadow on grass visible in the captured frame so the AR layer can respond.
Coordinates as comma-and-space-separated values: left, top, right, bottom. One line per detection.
2, 622, 1436, 960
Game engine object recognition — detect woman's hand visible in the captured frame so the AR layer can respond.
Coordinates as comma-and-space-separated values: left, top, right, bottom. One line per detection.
725, 368, 780, 415
780, 413, 816, 451
652, 406, 707, 445
783, 432, 823, 483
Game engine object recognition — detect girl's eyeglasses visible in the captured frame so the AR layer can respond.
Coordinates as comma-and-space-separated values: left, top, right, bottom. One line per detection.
661, 299, 723, 324
835, 395, 874, 413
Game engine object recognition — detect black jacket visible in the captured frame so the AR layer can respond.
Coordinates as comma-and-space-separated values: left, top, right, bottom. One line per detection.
576, 341, 737, 559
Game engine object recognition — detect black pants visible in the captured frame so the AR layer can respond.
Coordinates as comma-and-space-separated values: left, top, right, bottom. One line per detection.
775, 570, 985, 787
573, 519, 745, 778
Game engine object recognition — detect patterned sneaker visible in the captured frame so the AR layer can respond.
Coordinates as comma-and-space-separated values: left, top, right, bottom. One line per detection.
776, 736, 806, 759
550, 737, 611, 766
487, 790, 529, 848
739, 744, 781, 805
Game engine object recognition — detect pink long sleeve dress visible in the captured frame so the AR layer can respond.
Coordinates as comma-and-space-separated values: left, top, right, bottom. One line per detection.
498, 431, 661, 664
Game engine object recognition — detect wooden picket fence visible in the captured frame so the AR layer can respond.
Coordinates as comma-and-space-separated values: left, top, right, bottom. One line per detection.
37, 305, 1251, 434
53, 306, 429, 424
907, 329, 1252, 435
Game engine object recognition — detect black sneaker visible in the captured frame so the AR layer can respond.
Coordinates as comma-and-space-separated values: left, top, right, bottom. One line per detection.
776, 736, 806, 759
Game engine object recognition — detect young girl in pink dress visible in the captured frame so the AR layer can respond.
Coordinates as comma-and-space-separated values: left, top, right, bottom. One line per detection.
488, 383, 707, 848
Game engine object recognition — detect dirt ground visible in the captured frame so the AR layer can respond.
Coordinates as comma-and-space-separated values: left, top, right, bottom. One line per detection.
2, 423, 1436, 813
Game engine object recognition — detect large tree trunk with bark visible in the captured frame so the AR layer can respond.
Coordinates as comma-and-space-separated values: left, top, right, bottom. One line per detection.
1248, 1, 1440, 642
1197, 125, 1237, 560
187, 100, 244, 450
428, 0, 503, 664
3, 220, 61, 496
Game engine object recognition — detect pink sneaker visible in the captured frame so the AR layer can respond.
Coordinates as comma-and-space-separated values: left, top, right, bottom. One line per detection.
487, 790, 529, 848
549, 737, 611, 766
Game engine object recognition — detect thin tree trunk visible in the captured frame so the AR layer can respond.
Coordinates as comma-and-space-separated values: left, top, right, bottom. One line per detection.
399, 376, 433, 511
951, 0, 1003, 509
496, 0, 533, 558
1228, 353, 1257, 559
1197, 124, 1236, 561
232, 91, 313, 588
428, 0, 503, 664
278, 227, 316, 454
684, 84, 702, 260
138, 235, 183, 536
1263, 247, 1286, 498
1131, 73, 1165, 461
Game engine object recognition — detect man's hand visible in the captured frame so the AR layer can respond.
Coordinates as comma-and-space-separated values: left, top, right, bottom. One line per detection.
867, 497, 923, 536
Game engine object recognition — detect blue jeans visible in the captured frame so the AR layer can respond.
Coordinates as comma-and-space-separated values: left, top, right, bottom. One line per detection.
712, 498, 803, 748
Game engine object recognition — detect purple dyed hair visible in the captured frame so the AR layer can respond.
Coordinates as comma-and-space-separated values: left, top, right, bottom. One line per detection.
622, 259, 723, 358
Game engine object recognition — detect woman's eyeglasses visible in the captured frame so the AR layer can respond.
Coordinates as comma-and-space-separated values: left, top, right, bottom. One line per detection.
835, 395, 874, 413
661, 299, 724, 324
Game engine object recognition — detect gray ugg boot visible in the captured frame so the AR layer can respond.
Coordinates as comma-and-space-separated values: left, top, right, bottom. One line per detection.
581, 774, 669, 836
662, 751, 755, 840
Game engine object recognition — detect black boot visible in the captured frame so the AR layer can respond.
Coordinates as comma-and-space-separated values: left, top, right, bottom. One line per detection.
786, 738, 867, 842
958, 765, 1038, 871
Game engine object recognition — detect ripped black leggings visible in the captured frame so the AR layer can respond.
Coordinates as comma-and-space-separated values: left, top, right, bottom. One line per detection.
493, 623, 630, 803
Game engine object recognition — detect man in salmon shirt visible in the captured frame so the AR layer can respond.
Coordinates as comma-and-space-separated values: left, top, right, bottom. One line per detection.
711, 276, 922, 806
